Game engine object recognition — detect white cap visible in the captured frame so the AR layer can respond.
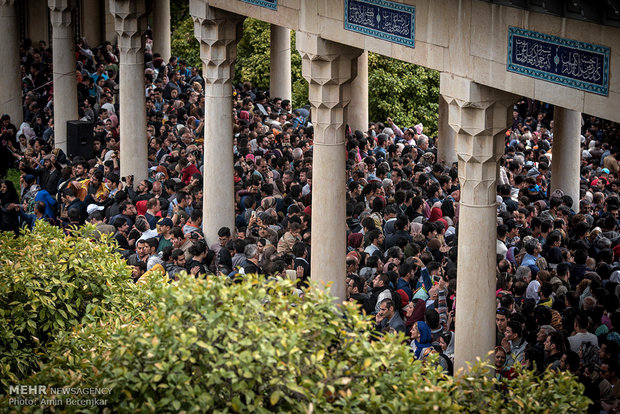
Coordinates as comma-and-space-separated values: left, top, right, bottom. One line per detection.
87, 204, 104, 215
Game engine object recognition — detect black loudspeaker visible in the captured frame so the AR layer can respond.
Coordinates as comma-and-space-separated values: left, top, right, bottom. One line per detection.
66, 120, 94, 160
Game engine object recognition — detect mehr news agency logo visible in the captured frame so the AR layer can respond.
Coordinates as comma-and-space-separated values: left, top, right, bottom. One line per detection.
8, 385, 111, 407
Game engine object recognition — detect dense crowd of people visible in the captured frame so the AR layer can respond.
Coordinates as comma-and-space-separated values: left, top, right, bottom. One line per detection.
2, 34, 620, 412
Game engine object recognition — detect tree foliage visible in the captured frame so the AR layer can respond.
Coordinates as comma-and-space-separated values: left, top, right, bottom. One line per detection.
368, 52, 439, 136
0, 222, 143, 389
235, 18, 307, 108
170, 16, 201, 69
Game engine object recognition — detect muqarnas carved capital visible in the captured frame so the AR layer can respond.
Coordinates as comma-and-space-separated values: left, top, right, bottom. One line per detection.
444, 94, 515, 206
298, 34, 363, 145
49, 0, 76, 38
110, 0, 148, 64
191, 4, 244, 86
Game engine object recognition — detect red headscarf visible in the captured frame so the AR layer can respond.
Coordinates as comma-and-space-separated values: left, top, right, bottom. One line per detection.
429, 207, 443, 222
405, 298, 427, 335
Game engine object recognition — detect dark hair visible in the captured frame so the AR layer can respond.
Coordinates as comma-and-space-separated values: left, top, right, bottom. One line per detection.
217, 227, 231, 237
507, 320, 522, 337
380, 298, 395, 311
425, 309, 440, 329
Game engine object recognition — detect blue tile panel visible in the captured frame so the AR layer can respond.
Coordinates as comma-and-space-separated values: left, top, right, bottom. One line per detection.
241, 0, 277, 10
344, 0, 415, 47
507, 26, 610, 96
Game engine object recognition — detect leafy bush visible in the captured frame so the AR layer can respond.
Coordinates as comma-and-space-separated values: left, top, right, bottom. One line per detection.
0, 222, 141, 387
453, 359, 589, 413
14, 271, 588, 413
0, 222, 589, 412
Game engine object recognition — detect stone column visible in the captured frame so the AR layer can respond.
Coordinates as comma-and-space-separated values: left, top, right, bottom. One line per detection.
440, 73, 516, 372
437, 93, 457, 166
191, 1, 243, 246
110, 0, 148, 184
0, 0, 21, 127
49, 0, 79, 152
269, 25, 291, 103
297, 32, 362, 302
347, 50, 368, 133
551, 107, 581, 207
152, 0, 171, 62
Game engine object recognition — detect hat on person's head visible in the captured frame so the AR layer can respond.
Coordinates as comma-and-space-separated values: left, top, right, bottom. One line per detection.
246, 154, 255, 162
303, 205, 311, 216
23, 174, 35, 185
550, 189, 564, 200
43, 154, 53, 161
157, 217, 174, 228
602, 168, 610, 174
86, 204, 105, 215
582, 150, 592, 159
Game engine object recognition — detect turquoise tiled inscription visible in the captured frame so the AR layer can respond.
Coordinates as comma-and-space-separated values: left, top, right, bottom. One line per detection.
344, 0, 415, 47
241, 0, 277, 10
507, 27, 610, 96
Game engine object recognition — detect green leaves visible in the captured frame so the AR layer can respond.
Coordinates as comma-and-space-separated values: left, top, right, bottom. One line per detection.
2, 222, 589, 412
368, 52, 440, 136
0, 221, 136, 387
171, 16, 201, 69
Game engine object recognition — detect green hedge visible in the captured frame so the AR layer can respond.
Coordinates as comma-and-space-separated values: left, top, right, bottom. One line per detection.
0, 222, 146, 387
0, 223, 589, 413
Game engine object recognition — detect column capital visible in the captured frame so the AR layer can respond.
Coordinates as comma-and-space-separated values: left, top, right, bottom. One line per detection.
441, 75, 517, 206
297, 33, 363, 145
191, 1, 243, 88
109, 0, 147, 64
48, 0, 76, 38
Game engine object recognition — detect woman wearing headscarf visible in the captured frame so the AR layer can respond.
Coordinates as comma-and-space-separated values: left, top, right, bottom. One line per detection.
495, 346, 516, 381
409, 221, 423, 237
347, 232, 364, 252
0, 180, 20, 235
405, 298, 426, 335
257, 196, 276, 213
429, 207, 443, 222
437, 331, 455, 375
410, 320, 433, 360
404, 299, 426, 334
